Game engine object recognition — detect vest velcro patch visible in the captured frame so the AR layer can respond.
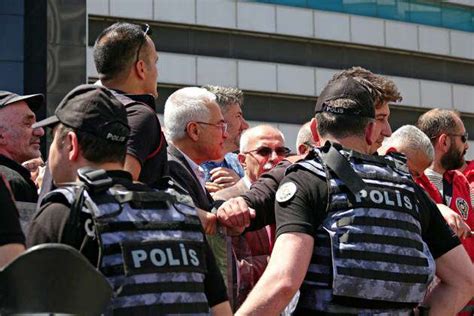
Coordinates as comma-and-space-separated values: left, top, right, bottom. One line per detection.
122, 240, 207, 275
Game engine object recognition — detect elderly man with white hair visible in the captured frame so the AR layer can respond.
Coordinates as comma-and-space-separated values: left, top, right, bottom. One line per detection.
379, 125, 471, 239
164, 87, 228, 211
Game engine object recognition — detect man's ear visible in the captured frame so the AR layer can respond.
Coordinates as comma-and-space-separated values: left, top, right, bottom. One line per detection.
67, 132, 80, 161
310, 118, 320, 145
364, 121, 375, 146
437, 133, 450, 152
385, 146, 398, 155
134, 59, 146, 80
185, 122, 200, 141
298, 144, 308, 156
237, 153, 246, 168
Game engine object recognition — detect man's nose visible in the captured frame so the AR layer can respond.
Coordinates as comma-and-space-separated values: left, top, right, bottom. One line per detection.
33, 126, 45, 137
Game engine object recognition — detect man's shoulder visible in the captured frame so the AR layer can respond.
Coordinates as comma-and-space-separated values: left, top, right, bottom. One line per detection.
0, 164, 26, 182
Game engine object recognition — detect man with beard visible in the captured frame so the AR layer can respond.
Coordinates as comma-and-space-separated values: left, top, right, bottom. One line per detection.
416, 109, 473, 315
416, 109, 473, 258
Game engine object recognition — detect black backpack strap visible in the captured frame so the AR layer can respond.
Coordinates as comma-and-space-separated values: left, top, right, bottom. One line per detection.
62, 168, 114, 250
62, 185, 87, 247
319, 142, 367, 196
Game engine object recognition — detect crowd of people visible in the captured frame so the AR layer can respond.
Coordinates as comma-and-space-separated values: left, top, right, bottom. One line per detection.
1, 21, 474, 315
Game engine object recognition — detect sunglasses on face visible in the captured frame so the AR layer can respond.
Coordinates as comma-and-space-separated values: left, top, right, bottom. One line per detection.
245, 146, 291, 157
447, 132, 469, 143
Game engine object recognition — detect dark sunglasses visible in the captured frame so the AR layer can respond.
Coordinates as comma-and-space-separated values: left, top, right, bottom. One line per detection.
135, 24, 152, 63
448, 132, 469, 143
245, 146, 291, 157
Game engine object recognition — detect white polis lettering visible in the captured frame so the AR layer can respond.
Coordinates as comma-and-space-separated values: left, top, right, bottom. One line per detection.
132, 250, 147, 268
150, 249, 167, 266
166, 248, 180, 266
189, 249, 199, 266
180, 243, 189, 266
106, 132, 126, 142
355, 188, 413, 209
131, 243, 200, 268
383, 191, 395, 206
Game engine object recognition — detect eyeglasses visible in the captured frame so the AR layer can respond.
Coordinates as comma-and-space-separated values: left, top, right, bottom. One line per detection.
135, 24, 151, 63
244, 146, 291, 157
448, 132, 469, 143
195, 121, 228, 134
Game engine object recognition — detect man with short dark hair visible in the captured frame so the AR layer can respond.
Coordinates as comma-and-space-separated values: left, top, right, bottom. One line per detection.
202, 85, 249, 193
0, 91, 44, 203
416, 109, 474, 259
93, 22, 167, 187
330, 66, 402, 153
27, 84, 231, 315
236, 77, 474, 315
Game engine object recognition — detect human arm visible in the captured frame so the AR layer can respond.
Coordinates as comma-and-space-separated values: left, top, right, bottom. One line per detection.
203, 238, 230, 308
417, 186, 473, 314
216, 160, 291, 232
423, 245, 474, 315
123, 154, 142, 181
26, 202, 70, 246
0, 177, 25, 267
235, 232, 313, 316
437, 203, 472, 239
0, 244, 24, 267
125, 104, 167, 183
236, 167, 321, 315
210, 301, 233, 316
209, 167, 240, 189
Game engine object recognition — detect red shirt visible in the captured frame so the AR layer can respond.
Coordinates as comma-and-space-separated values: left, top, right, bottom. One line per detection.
417, 171, 474, 261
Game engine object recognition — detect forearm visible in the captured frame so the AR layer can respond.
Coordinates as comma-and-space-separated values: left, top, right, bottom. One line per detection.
424, 280, 471, 316
211, 301, 232, 316
236, 265, 296, 316
236, 232, 312, 316
0, 243, 25, 267
425, 245, 474, 315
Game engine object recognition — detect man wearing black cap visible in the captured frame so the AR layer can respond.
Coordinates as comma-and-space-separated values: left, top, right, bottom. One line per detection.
0, 91, 44, 203
27, 84, 231, 315
235, 77, 474, 315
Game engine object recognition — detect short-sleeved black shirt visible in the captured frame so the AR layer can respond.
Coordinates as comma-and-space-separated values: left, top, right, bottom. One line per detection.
275, 165, 460, 259
0, 154, 38, 203
27, 170, 227, 307
114, 92, 168, 188
241, 160, 291, 231
0, 176, 25, 246
275, 158, 461, 312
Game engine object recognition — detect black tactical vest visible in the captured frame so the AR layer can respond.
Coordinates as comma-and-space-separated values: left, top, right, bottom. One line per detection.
293, 146, 435, 315
41, 170, 210, 315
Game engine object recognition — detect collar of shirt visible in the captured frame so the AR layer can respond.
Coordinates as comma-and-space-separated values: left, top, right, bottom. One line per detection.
0, 154, 33, 181
425, 168, 444, 195
176, 148, 207, 192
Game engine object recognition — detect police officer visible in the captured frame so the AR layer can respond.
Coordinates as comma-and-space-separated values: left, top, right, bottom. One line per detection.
235, 77, 474, 316
27, 85, 231, 315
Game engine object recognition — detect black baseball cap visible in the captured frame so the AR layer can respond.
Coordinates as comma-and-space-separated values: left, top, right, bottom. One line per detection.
0, 91, 44, 111
33, 84, 130, 144
314, 76, 375, 118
